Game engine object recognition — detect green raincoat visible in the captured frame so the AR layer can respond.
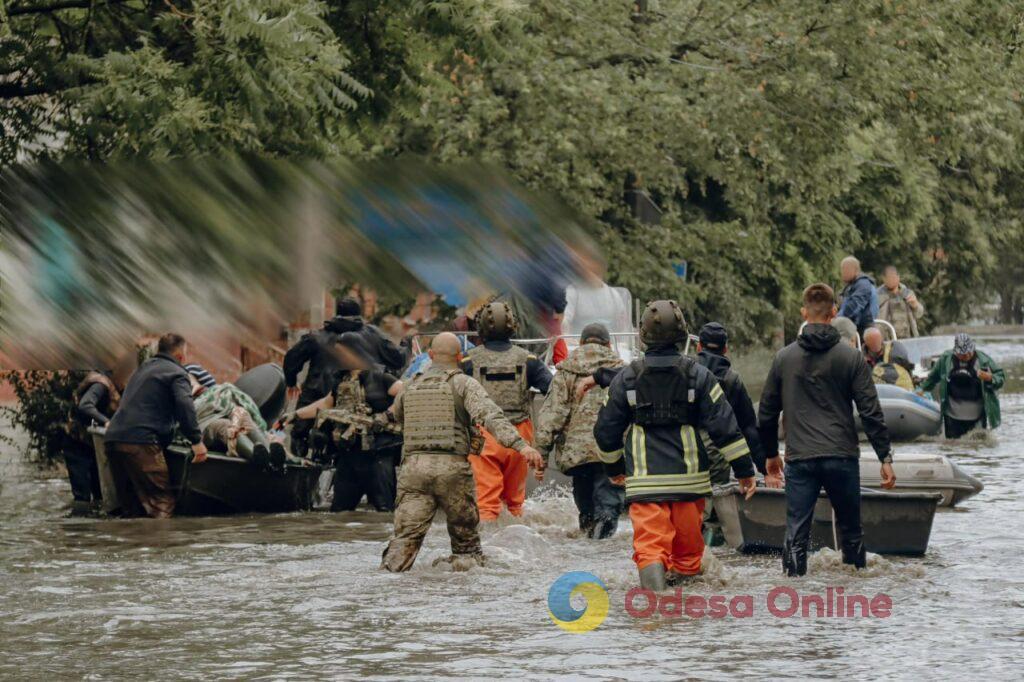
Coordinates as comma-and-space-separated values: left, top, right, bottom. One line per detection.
920, 349, 1005, 428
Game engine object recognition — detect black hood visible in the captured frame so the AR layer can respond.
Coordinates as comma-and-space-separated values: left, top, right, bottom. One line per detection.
324, 315, 364, 334
797, 323, 841, 352
335, 331, 376, 369
697, 350, 732, 380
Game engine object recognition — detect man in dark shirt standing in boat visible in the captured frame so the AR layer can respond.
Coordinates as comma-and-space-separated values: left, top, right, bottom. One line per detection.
758, 284, 895, 577
104, 333, 207, 518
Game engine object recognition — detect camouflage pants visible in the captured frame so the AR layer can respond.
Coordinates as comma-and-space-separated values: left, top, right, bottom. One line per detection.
381, 454, 482, 572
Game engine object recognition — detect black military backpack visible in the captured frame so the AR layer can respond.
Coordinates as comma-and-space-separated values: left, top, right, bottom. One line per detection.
628, 355, 698, 427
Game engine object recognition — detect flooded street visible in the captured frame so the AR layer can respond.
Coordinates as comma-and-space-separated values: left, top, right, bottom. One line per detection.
2, 343, 1024, 680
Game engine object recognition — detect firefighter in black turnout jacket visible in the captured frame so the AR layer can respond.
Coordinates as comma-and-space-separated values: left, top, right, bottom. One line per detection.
594, 300, 757, 591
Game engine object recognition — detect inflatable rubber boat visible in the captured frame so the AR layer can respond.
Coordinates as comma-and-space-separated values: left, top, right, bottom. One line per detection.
860, 452, 982, 506
857, 383, 941, 441
714, 484, 941, 556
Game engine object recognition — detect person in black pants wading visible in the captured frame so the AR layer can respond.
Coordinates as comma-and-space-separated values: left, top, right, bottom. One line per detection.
281, 333, 403, 511
758, 283, 896, 576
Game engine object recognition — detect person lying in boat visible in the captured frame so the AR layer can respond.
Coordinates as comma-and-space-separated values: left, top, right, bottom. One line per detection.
188, 375, 287, 472
279, 333, 403, 512
862, 327, 915, 391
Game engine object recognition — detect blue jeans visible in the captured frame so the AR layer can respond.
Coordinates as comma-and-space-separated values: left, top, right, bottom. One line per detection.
783, 457, 864, 575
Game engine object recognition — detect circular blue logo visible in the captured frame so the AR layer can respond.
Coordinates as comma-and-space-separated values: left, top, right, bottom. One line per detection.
547, 571, 609, 632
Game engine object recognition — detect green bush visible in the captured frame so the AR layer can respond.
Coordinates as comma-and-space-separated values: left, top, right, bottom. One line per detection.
0, 371, 85, 463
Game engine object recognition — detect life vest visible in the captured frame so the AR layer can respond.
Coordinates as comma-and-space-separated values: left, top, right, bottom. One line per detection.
870, 343, 914, 391
629, 355, 698, 427
401, 370, 470, 456
465, 344, 533, 423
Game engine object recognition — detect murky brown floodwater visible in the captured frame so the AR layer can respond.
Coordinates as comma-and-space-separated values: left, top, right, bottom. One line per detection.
2, 341, 1023, 680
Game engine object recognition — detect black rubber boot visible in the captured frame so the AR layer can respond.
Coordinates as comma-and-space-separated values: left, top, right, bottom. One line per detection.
590, 516, 618, 540
841, 540, 867, 569
782, 540, 808, 577
638, 563, 668, 591
251, 443, 271, 470
269, 442, 287, 474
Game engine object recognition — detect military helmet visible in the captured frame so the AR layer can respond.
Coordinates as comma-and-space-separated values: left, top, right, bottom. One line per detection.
639, 300, 688, 345
475, 301, 518, 341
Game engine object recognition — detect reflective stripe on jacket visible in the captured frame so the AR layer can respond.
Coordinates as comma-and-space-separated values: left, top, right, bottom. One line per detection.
593, 349, 755, 503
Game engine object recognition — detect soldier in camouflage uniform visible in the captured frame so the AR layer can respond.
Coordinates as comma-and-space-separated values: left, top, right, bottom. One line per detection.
461, 301, 552, 520
535, 323, 625, 539
381, 333, 545, 572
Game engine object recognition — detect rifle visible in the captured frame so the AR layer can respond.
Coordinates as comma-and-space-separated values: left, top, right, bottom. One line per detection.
315, 407, 399, 451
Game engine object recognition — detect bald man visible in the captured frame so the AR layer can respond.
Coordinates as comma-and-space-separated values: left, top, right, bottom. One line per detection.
837, 256, 879, 334
862, 327, 915, 390
382, 333, 545, 572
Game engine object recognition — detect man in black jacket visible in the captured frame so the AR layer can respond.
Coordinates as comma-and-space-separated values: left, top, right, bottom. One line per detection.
695, 322, 769, 483
283, 297, 406, 456
758, 284, 896, 576
105, 333, 207, 518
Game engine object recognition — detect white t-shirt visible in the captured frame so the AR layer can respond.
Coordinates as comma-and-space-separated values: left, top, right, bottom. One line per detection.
562, 282, 631, 335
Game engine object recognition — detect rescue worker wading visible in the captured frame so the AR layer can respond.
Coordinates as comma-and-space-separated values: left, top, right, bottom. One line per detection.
594, 301, 757, 591
461, 301, 552, 521
535, 323, 626, 540
695, 322, 768, 485
381, 333, 545, 572
282, 333, 403, 511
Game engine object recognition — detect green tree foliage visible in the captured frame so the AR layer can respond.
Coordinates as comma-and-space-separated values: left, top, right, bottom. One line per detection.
1, 0, 368, 160
3, 0, 1024, 342
349, 0, 1024, 342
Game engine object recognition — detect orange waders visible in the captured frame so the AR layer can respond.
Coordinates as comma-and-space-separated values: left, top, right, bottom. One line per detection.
471, 420, 533, 521
628, 499, 706, 575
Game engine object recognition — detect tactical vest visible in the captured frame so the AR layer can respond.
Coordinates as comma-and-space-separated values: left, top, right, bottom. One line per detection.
870, 343, 914, 391
401, 370, 470, 456
629, 355, 697, 427
333, 372, 367, 412
466, 344, 532, 422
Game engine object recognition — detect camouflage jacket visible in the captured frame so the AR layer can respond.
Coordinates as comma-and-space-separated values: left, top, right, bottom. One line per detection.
877, 283, 924, 338
535, 343, 624, 473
